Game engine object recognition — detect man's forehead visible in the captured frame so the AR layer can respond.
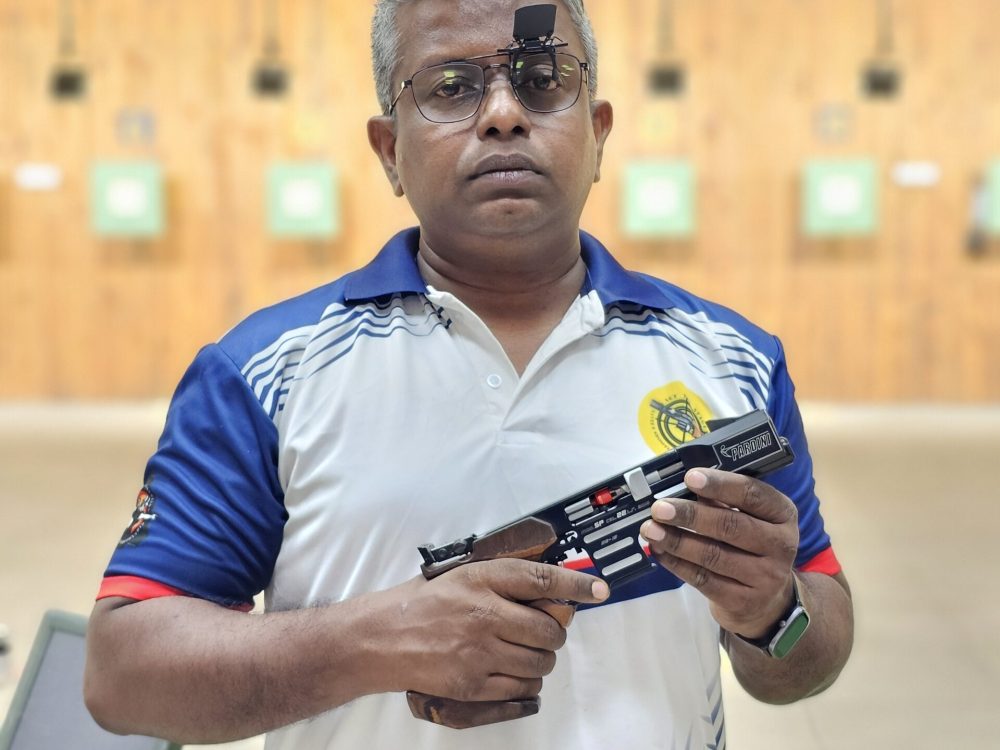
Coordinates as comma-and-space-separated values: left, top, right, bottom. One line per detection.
396, 0, 579, 70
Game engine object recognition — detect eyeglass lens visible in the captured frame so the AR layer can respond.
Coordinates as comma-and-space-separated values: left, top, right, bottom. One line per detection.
409, 53, 583, 123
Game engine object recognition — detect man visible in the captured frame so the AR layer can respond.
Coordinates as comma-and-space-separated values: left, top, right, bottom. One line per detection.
85, 0, 853, 747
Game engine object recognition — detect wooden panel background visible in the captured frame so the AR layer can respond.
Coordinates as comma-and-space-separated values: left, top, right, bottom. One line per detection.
0, 0, 998, 400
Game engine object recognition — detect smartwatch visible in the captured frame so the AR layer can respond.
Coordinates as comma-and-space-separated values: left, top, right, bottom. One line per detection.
739, 574, 810, 659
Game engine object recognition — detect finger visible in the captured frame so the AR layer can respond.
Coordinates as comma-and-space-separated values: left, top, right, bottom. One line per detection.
478, 674, 544, 702
640, 522, 766, 584
474, 559, 610, 606
648, 546, 750, 606
433, 665, 543, 703
698, 497, 732, 511
685, 469, 798, 525
457, 590, 567, 650
646, 498, 775, 556
524, 598, 576, 627
489, 641, 558, 680
494, 602, 568, 651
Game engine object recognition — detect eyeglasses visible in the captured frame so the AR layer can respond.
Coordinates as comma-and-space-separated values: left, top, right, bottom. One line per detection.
390, 52, 589, 124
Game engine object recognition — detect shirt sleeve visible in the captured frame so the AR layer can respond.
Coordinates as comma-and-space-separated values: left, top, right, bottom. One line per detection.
99, 344, 287, 608
764, 336, 841, 574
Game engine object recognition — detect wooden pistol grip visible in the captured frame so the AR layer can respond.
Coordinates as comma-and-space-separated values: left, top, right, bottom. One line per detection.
523, 598, 576, 627
405, 599, 577, 728
406, 692, 540, 729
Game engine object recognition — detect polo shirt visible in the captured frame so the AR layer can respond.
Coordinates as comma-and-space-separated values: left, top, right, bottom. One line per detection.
100, 228, 839, 750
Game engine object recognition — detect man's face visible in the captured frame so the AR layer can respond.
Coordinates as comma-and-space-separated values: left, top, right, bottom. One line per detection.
369, 0, 613, 247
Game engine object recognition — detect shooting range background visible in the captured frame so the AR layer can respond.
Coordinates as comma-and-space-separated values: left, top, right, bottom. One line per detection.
1, 2, 999, 750
0, 0, 999, 400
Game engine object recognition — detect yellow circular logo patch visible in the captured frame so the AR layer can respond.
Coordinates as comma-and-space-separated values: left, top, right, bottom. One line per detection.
638, 382, 714, 452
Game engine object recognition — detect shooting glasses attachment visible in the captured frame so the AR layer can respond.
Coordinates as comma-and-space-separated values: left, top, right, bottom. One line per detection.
505, 4, 565, 70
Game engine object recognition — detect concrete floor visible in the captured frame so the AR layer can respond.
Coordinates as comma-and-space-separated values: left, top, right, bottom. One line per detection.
1, 402, 998, 749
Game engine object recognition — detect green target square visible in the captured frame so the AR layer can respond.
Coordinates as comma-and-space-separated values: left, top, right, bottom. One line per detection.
267, 162, 339, 239
802, 159, 878, 237
622, 161, 696, 239
986, 160, 1000, 236
91, 161, 164, 238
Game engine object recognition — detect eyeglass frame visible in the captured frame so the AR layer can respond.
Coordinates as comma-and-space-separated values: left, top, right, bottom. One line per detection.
388, 48, 591, 124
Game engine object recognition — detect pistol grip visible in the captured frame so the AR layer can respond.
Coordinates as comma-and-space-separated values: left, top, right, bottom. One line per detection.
524, 598, 576, 627
406, 692, 540, 729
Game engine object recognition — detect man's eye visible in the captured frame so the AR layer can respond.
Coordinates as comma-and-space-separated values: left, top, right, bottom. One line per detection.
432, 79, 475, 98
521, 69, 560, 91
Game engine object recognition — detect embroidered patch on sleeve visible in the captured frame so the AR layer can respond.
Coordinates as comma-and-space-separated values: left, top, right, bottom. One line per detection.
118, 485, 158, 547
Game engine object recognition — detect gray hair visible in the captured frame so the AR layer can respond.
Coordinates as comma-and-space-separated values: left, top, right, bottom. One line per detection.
371, 0, 599, 115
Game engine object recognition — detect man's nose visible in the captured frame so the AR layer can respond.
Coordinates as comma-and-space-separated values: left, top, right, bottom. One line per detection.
476, 77, 532, 139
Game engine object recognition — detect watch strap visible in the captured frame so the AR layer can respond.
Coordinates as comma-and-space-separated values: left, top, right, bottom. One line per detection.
738, 573, 810, 658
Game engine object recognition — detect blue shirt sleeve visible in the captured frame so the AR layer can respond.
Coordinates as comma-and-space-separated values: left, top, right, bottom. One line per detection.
763, 336, 833, 567
103, 344, 287, 608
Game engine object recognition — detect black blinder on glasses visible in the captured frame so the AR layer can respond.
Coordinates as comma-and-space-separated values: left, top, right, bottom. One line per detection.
389, 4, 589, 124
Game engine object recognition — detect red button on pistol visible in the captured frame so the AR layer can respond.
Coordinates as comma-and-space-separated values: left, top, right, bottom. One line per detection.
593, 489, 614, 506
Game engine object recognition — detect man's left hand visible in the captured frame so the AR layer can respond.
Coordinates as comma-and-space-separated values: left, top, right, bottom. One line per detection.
640, 468, 799, 639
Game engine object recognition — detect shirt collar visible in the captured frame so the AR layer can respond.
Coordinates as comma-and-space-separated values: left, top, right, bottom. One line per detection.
343, 228, 426, 302
343, 227, 674, 311
578, 231, 674, 310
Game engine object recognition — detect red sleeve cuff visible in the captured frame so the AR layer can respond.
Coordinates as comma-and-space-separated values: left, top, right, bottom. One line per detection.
97, 576, 253, 612
98, 575, 186, 601
797, 546, 842, 576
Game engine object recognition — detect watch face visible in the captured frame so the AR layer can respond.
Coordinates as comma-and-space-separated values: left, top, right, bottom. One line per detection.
771, 608, 810, 659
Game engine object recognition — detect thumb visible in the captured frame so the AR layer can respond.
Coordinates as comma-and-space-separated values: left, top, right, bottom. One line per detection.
479, 559, 610, 605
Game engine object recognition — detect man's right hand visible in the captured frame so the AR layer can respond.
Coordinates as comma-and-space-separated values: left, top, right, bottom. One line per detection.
84, 560, 609, 742
377, 558, 609, 703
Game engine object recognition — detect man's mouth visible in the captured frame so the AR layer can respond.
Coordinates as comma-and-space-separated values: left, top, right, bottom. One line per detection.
470, 154, 543, 180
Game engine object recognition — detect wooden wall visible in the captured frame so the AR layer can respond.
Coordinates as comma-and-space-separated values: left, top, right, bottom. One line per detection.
0, 0, 998, 400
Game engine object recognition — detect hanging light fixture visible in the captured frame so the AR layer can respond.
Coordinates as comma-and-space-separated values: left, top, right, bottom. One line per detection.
253, 0, 289, 96
862, 0, 902, 98
648, 0, 685, 95
50, 0, 86, 100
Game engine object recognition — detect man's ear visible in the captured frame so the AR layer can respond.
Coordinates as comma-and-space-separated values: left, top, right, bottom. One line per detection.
590, 100, 614, 183
367, 115, 405, 197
